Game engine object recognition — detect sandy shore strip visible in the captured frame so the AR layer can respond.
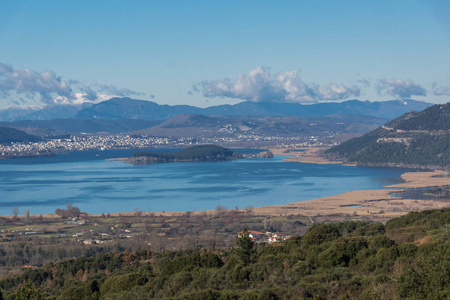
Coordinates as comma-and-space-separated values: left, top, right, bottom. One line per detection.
270, 147, 357, 165
247, 148, 450, 221
385, 170, 450, 189
251, 170, 450, 222
105, 158, 128, 161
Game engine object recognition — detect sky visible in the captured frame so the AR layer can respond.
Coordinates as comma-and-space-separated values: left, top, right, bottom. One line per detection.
0, 0, 449, 109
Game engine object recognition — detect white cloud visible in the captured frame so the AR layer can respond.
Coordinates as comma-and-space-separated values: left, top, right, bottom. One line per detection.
53, 93, 114, 105
0, 62, 146, 106
0, 63, 72, 104
376, 79, 426, 99
432, 83, 450, 96
193, 67, 361, 103
91, 82, 145, 98
356, 79, 371, 87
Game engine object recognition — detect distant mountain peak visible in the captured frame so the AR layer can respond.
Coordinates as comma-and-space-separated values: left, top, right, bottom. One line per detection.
0, 97, 434, 122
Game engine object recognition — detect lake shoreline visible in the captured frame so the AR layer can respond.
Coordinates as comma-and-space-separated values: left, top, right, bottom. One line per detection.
251, 147, 450, 222
99, 147, 450, 222
2, 147, 449, 223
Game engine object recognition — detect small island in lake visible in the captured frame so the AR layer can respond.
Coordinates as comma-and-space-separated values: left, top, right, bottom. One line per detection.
124, 145, 245, 165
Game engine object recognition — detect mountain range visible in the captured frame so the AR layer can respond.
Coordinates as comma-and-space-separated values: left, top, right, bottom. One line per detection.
325, 102, 450, 168
76, 98, 432, 120
0, 97, 432, 121
0, 98, 435, 143
0, 113, 388, 140
0, 119, 163, 136
131, 113, 388, 138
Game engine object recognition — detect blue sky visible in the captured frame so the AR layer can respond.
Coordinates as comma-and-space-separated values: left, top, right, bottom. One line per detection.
0, 0, 449, 108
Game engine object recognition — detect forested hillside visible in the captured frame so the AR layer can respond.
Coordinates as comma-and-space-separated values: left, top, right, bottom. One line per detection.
1, 208, 449, 299
325, 102, 450, 168
0, 126, 41, 144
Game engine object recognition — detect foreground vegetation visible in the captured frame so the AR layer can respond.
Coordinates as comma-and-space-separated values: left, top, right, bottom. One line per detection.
1, 208, 450, 299
0, 206, 310, 278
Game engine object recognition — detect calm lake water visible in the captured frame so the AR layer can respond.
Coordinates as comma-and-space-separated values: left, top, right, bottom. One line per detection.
0, 148, 409, 215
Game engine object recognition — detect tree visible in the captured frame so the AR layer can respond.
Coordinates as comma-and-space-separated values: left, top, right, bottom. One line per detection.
236, 228, 255, 266
302, 223, 341, 246
12, 206, 19, 219
24, 209, 30, 224
245, 205, 254, 214
215, 205, 228, 216
134, 208, 142, 217
15, 281, 41, 300
55, 204, 81, 218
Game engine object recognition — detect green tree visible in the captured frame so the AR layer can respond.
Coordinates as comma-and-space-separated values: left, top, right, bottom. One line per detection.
302, 223, 341, 246
16, 281, 41, 300
236, 228, 255, 266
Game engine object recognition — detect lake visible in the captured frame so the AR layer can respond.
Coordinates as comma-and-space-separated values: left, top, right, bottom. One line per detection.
0, 148, 409, 215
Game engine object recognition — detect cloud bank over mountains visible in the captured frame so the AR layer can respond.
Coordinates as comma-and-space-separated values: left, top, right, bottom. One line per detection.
193, 67, 450, 104
432, 83, 450, 96
375, 79, 427, 99
193, 67, 361, 103
0, 63, 145, 107
0, 62, 446, 108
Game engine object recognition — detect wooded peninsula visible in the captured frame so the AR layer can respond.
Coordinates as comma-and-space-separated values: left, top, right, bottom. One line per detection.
123, 145, 243, 165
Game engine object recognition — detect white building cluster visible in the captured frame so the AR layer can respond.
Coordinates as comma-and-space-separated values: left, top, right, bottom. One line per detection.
0, 133, 330, 158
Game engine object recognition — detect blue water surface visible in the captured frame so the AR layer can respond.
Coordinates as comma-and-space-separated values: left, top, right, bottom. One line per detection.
0, 148, 409, 215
